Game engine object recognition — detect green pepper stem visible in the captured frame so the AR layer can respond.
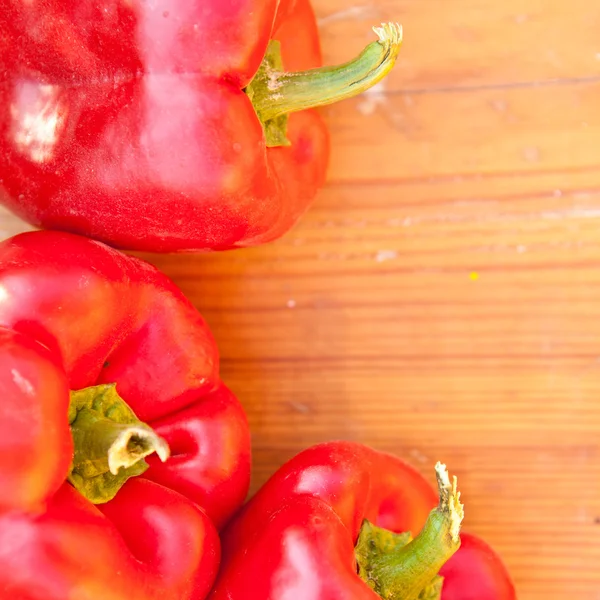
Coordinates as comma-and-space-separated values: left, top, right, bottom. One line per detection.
70, 409, 169, 476
67, 384, 170, 504
246, 23, 403, 146
252, 22, 402, 122
355, 463, 464, 600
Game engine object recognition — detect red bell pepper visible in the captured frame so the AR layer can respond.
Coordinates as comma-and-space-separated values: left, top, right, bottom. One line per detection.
439, 532, 516, 600
210, 441, 515, 600
0, 1, 402, 252
0, 230, 251, 599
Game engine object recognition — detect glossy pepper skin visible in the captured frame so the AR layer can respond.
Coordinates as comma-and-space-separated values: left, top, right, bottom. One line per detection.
209, 441, 515, 600
0, 1, 401, 252
439, 533, 516, 600
0, 231, 251, 599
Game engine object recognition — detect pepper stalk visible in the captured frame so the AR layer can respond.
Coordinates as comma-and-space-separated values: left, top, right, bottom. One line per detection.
355, 463, 464, 600
68, 383, 169, 504
246, 22, 403, 146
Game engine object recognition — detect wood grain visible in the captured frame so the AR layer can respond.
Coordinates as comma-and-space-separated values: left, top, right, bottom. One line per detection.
1, 1, 599, 598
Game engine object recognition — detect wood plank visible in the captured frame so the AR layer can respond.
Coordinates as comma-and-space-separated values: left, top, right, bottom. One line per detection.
316, 0, 600, 89
323, 83, 600, 181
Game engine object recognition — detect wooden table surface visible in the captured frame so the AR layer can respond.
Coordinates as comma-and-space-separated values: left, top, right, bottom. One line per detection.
2, 1, 600, 598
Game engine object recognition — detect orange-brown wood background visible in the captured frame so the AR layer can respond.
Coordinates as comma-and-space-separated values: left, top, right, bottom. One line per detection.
1, 0, 599, 598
